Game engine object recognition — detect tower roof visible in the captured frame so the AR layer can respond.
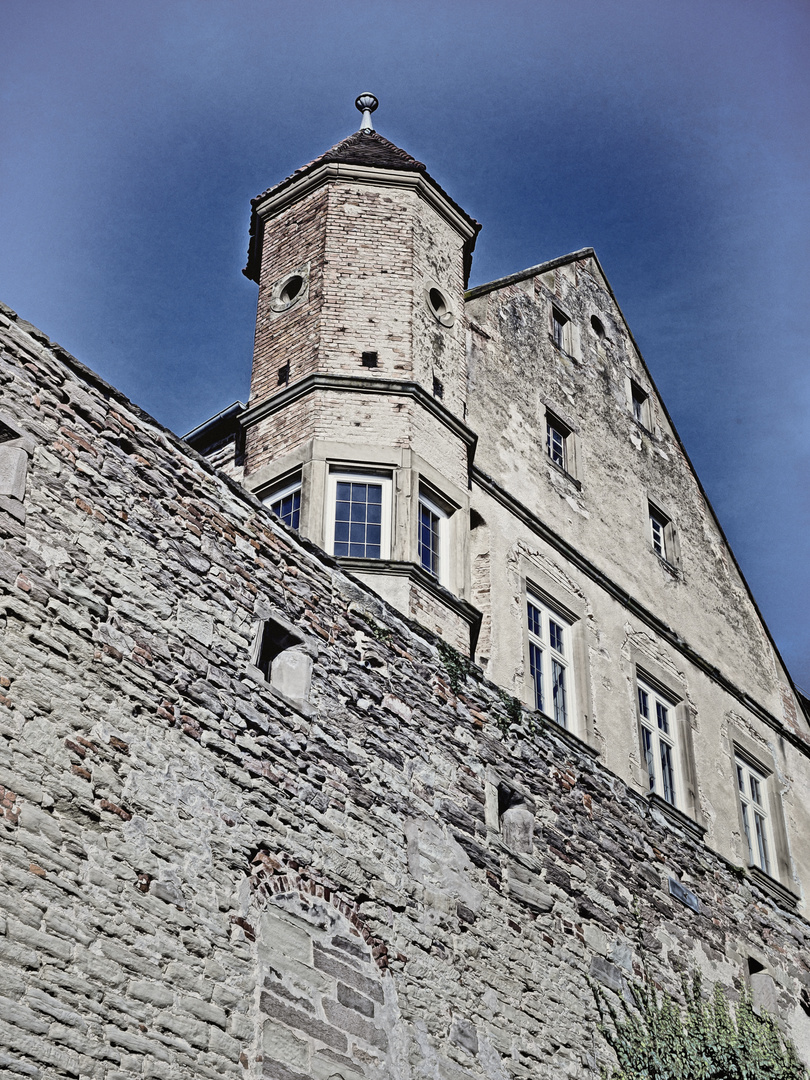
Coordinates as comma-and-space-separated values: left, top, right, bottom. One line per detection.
243, 128, 481, 284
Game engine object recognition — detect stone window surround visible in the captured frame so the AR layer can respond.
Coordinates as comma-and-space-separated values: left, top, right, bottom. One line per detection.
539, 395, 581, 488
519, 561, 594, 747
267, 262, 311, 317
259, 468, 303, 530
727, 722, 794, 896
246, 604, 317, 717
646, 493, 681, 573
628, 648, 703, 831
627, 377, 653, 432
326, 467, 394, 560
244, 439, 470, 601
0, 410, 33, 525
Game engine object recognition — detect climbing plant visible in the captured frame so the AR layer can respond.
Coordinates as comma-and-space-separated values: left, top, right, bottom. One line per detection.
591, 969, 806, 1080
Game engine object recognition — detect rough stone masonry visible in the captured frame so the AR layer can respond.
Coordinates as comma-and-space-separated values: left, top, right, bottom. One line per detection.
1, 300, 810, 1080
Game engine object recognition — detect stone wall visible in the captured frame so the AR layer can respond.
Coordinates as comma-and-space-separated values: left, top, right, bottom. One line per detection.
2, 304, 810, 1080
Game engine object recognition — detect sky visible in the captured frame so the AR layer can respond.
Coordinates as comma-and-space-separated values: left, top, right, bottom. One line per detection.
1, 0, 808, 690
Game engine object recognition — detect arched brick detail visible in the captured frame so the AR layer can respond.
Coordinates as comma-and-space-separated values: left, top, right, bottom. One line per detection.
249, 849, 390, 972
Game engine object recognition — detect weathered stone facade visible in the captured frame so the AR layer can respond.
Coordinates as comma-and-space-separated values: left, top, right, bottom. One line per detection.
2, 108, 810, 1080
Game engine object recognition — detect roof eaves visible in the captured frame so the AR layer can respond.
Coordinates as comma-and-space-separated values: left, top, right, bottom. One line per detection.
464, 248, 596, 301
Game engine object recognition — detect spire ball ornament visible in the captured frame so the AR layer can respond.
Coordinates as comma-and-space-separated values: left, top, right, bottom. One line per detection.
355, 93, 378, 131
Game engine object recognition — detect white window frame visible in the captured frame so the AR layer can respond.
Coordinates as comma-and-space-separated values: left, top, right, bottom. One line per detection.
551, 307, 571, 352
526, 594, 574, 729
325, 470, 392, 560
636, 678, 681, 808
735, 756, 774, 876
545, 414, 570, 472
417, 491, 450, 586
262, 476, 302, 531
648, 504, 677, 567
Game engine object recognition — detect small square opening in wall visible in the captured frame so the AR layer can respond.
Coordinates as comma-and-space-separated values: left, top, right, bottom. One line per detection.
277, 364, 290, 386
361, 351, 378, 368
256, 617, 302, 680
432, 376, 444, 400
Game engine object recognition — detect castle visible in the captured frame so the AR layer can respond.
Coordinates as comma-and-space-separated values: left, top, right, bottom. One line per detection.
1, 94, 809, 1079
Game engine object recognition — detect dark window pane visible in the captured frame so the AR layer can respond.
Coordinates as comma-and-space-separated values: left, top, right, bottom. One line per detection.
334, 521, 349, 543
336, 482, 351, 501
529, 642, 543, 712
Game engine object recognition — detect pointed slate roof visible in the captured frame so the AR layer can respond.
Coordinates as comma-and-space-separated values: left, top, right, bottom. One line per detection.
244, 129, 480, 284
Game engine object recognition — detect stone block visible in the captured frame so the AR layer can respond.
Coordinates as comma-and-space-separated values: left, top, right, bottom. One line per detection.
312, 945, 384, 1003
321, 998, 388, 1051
262, 1018, 310, 1071
336, 981, 375, 1018
0, 445, 28, 500
259, 990, 347, 1052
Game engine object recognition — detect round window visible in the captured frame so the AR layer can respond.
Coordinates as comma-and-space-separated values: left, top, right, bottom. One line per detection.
425, 286, 455, 327
590, 314, 606, 338
271, 271, 308, 313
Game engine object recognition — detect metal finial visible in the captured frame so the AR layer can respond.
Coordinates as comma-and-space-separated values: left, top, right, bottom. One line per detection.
355, 93, 378, 131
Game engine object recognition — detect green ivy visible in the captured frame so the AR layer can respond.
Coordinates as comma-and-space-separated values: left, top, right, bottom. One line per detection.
591, 968, 806, 1080
436, 639, 471, 695
496, 688, 525, 734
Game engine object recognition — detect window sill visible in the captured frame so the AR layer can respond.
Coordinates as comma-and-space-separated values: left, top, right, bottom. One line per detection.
747, 865, 799, 911
546, 457, 582, 490
531, 710, 600, 758
646, 792, 706, 843
547, 333, 579, 363
244, 664, 315, 719
653, 551, 680, 578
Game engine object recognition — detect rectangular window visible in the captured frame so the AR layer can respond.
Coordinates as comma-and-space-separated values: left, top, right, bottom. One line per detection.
263, 477, 302, 531
637, 680, 679, 806
736, 757, 772, 875
551, 307, 570, 351
546, 413, 572, 474
327, 471, 392, 560
417, 490, 451, 584
631, 382, 651, 429
527, 596, 572, 728
649, 505, 674, 565
418, 500, 440, 577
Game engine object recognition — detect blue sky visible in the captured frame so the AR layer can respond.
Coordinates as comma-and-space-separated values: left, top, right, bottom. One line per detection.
1, 0, 808, 689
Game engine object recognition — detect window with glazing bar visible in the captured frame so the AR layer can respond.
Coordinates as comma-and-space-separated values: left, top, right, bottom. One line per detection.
736, 757, 772, 875
265, 479, 302, 531
333, 477, 384, 558
527, 596, 570, 727
637, 680, 678, 806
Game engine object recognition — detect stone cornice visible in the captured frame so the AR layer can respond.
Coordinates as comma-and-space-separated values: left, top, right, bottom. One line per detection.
472, 464, 810, 759
240, 374, 478, 454
252, 162, 479, 242
338, 556, 482, 639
